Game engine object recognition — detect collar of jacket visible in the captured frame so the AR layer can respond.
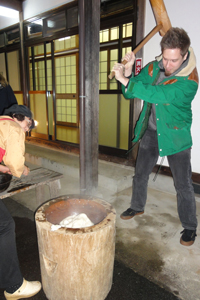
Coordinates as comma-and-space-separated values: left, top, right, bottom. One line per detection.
155, 47, 196, 77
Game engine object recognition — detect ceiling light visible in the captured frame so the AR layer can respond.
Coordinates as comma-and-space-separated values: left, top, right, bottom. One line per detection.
0, 6, 19, 18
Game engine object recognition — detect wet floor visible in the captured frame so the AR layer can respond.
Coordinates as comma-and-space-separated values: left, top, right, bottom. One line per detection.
0, 198, 181, 300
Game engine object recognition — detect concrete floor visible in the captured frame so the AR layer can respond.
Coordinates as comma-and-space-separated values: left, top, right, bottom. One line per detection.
0, 200, 180, 300
8, 141, 200, 300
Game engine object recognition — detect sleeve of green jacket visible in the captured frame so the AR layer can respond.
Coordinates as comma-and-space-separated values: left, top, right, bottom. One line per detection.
122, 65, 198, 105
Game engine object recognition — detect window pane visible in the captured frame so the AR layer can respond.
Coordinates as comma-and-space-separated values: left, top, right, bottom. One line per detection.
44, 11, 66, 36
67, 6, 78, 29
25, 18, 43, 38
110, 27, 118, 40
122, 47, 132, 57
55, 54, 77, 96
35, 44, 44, 55
47, 59, 52, 90
100, 61, 107, 73
56, 98, 77, 124
123, 23, 132, 38
6, 27, 20, 45
35, 60, 45, 91
99, 31, 103, 43
54, 35, 77, 51
99, 94, 118, 147
102, 29, 109, 42
30, 94, 48, 135
7, 51, 21, 90
110, 49, 118, 61
99, 50, 108, 90
120, 95, 129, 149
99, 94, 129, 150
109, 50, 118, 90
47, 94, 54, 135
110, 82, 118, 90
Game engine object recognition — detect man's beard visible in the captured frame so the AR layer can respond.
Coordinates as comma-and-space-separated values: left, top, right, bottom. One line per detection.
165, 70, 172, 76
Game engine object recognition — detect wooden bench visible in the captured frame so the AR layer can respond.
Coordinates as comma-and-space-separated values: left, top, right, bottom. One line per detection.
0, 167, 63, 205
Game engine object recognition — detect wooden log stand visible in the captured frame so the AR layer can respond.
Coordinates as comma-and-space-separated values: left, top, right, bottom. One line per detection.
35, 195, 116, 300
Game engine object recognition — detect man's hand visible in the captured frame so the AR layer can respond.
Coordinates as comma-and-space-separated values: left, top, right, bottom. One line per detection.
23, 166, 30, 176
112, 51, 135, 85
111, 63, 129, 86
122, 51, 135, 77
0, 165, 11, 174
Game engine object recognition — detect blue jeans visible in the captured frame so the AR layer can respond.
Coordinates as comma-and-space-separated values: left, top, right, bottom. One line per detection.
131, 128, 197, 230
0, 200, 23, 288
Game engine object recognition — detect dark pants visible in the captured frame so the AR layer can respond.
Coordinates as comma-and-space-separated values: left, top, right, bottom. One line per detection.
131, 128, 197, 230
0, 199, 23, 288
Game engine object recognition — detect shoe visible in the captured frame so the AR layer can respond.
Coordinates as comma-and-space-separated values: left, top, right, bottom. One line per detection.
180, 229, 197, 246
120, 208, 144, 220
4, 279, 41, 300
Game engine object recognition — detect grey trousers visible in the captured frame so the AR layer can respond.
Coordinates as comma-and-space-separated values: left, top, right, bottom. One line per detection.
130, 128, 197, 230
0, 199, 23, 288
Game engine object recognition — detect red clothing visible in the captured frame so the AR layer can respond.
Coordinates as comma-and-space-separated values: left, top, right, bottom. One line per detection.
0, 148, 5, 162
0, 117, 25, 177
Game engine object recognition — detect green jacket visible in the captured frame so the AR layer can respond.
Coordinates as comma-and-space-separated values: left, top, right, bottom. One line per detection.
122, 48, 199, 157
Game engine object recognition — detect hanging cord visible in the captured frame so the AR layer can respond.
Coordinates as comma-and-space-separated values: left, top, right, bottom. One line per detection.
153, 156, 165, 182
126, 140, 140, 155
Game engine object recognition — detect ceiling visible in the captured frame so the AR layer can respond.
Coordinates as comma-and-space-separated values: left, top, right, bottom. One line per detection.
0, 0, 134, 16
101, 0, 134, 17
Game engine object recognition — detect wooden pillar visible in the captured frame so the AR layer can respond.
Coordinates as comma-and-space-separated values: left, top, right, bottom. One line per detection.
79, 0, 100, 193
131, 0, 146, 162
19, 9, 28, 105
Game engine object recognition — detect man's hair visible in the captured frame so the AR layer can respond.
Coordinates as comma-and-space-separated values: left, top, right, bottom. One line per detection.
7, 113, 25, 121
6, 112, 35, 129
160, 27, 190, 57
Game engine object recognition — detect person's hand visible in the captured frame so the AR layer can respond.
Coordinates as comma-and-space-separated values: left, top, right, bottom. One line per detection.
0, 165, 11, 174
111, 63, 129, 86
122, 51, 135, 77
112, 63, 124, 80
122, 51, 135, 69
23, 166, 30, 176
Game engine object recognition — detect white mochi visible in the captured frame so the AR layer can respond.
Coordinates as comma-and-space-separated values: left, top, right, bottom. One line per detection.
51, 213, 94, 231
51, 224, 61, 231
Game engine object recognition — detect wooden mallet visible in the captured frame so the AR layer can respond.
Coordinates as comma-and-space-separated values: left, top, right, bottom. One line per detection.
108, 0, 172, 79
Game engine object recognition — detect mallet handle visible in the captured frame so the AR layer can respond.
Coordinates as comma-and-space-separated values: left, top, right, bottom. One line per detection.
108, 24, 163, 80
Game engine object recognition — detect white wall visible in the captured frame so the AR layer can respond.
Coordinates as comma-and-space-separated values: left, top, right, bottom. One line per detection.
143, 0, 200, 173
0, 15, 19, 30
23, 0, 74, 20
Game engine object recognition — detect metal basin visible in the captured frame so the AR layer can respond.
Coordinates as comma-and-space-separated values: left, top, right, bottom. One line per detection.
0, 172, 12, 192
45, 195, 108, 227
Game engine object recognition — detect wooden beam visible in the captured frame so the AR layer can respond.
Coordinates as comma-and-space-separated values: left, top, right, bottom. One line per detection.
0, 0, 22, 12
79, 0, 100, 193
131, 0, 146, 161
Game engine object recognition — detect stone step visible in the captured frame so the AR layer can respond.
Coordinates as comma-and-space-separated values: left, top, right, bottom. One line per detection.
25, 143, 134, 193
25, 142, 177, 195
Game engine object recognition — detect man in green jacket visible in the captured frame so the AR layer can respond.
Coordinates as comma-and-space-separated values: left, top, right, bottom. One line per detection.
112, 27, 199, 246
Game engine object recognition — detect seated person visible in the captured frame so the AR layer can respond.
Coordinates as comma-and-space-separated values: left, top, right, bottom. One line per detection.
0, 104, 35, 177
0, 104, 42, 300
